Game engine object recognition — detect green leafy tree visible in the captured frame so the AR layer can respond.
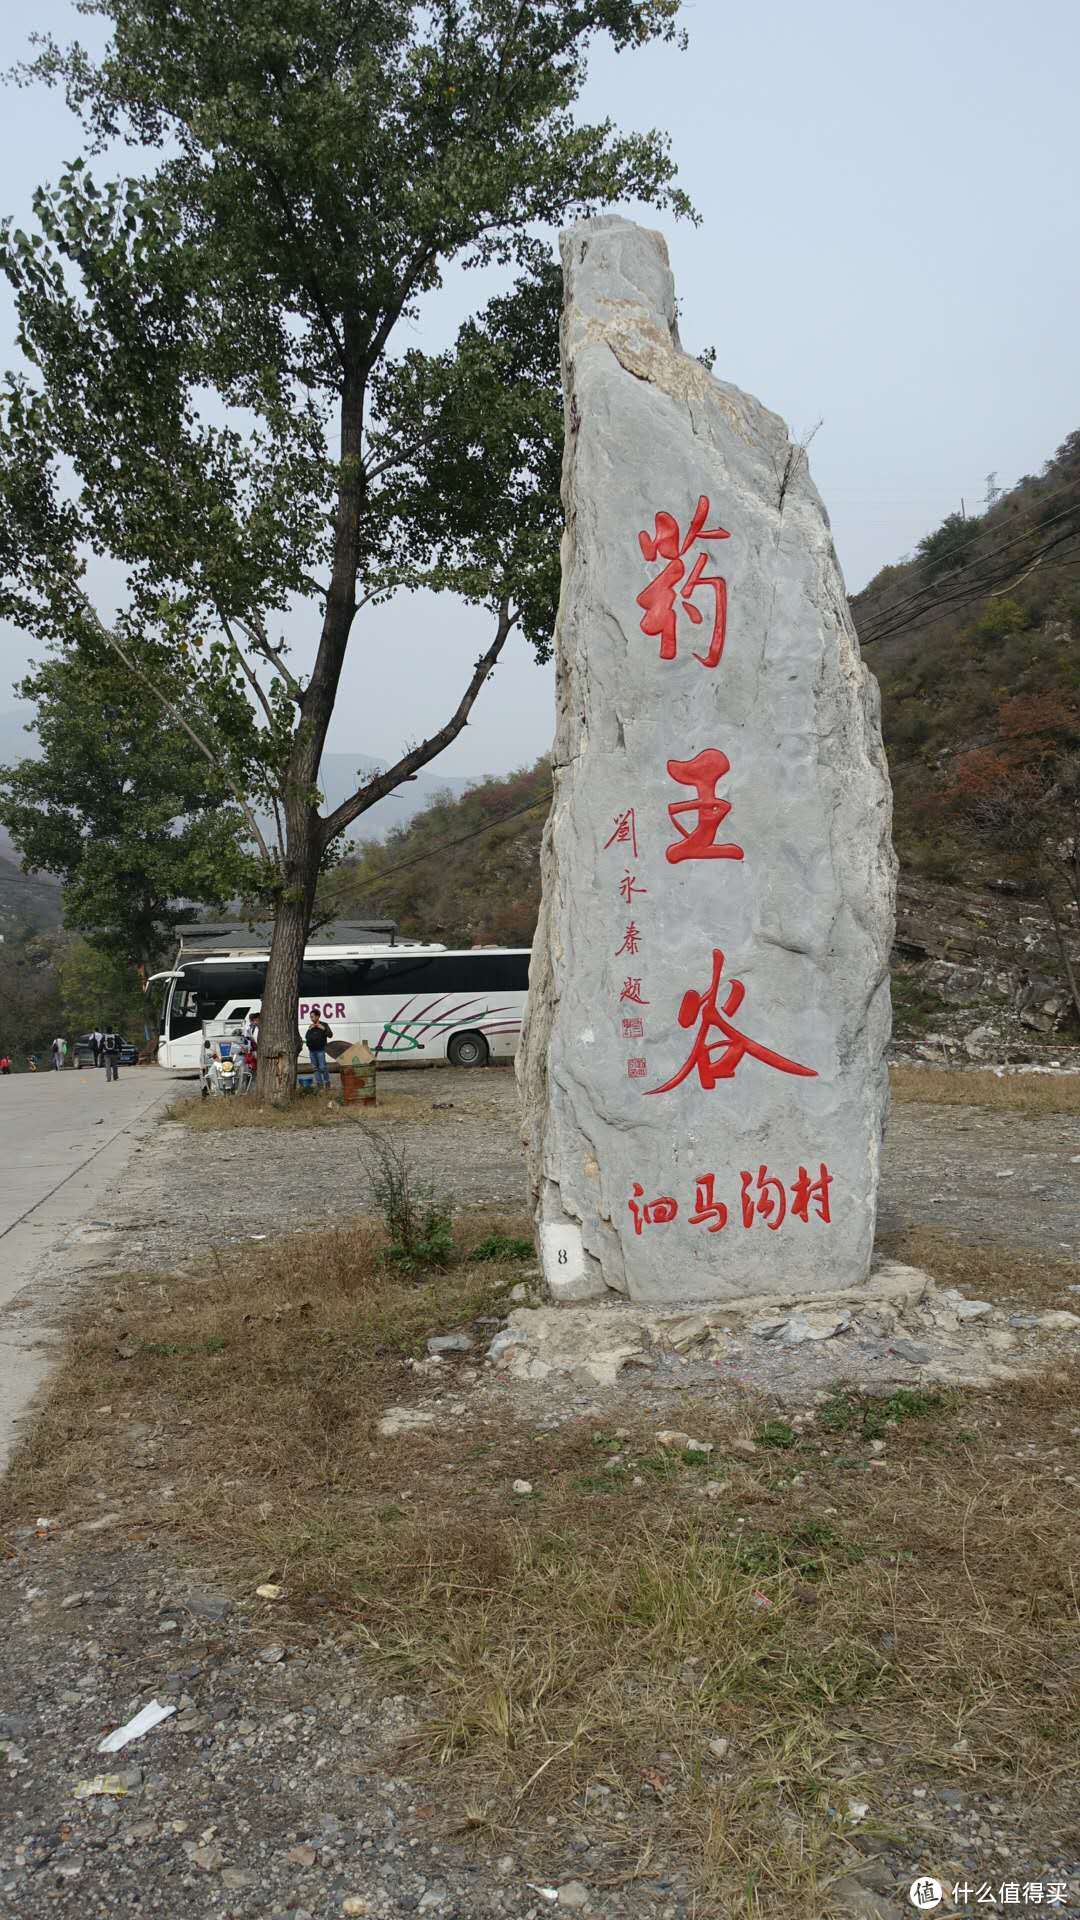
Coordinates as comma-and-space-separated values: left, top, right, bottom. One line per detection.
0, 0, 692, 1100
0, 645, 259, 1038
58, 935, 149, 1042
916, 510, 984, 581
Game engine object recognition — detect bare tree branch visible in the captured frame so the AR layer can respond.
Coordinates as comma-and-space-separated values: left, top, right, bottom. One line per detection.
270, 792, 286, 867
222, 617, 278, 733
318, 596, 518, 846
84, 602, 276, 869
236, 617, 303, 700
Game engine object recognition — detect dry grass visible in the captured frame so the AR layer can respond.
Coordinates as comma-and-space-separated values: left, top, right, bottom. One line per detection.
880, 1225, 1080, 1310
169, 1087, 439, 1130
4, 1220, 1079, 1915
890, 1064, 1080, 1112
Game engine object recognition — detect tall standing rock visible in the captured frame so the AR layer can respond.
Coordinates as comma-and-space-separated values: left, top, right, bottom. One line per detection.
518, 217, 896, 1306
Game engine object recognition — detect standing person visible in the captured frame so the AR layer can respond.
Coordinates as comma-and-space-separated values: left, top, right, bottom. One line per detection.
101, 1025, 121, 1083
303, 1010, 333, 1090
51, 1035, 65, 1071
0, 1052, 10, 1075
91, 1026, 104, 1068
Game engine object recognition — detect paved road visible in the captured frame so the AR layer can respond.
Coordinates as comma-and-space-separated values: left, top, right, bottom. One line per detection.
0, 1066, 186, 1473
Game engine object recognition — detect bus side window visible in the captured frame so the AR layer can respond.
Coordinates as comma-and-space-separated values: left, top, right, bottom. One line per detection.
300, 959, 372, 996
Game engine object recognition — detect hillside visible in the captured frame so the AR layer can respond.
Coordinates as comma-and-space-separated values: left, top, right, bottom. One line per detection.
331, 431, 1080, 1059
326, 762, 550, 948
853, 427, 1080, 880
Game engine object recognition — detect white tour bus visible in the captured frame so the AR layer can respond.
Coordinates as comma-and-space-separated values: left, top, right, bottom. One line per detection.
152, 938, 531, 1072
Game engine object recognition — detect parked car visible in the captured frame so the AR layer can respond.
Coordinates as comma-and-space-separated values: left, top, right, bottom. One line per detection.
73, 1033, 140, 1068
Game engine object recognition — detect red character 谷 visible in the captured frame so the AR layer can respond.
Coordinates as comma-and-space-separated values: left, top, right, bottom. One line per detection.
637, 494, 730, 668
628, 1183, 679, 1236
646, 948, 817, 1095
689, 1173, 728, 1234
603, 808, 638, 858
791, 1163, 833, 1224
666, 749, 744, 865
740, 1166, 787, 1231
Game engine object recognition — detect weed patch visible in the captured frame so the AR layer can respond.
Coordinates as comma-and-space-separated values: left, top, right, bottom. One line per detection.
469, 1233, 536, 1263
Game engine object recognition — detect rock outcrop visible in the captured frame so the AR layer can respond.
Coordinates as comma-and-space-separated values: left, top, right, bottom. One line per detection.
519, 216, 896, 1305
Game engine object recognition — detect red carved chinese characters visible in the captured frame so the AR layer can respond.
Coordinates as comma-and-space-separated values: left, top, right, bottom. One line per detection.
637, 494, 730, 668
740, 1166, 787, 1232
630, 1165, 834, 1236
647, 948, 817, 1095
603, 808, 638, 857
791, 1162, 833, 1224
665, 749, 744, 865
620, 977, 649, 1005
628, 1184, 679, 1236
616, 921, 642, 957
689, 1173, 728, 1234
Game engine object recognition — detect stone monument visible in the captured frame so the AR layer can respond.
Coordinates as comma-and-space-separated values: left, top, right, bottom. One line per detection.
518, 217, 896, 1306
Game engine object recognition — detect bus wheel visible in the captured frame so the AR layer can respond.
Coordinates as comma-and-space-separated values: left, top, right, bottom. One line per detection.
448, 1031, 489, 1069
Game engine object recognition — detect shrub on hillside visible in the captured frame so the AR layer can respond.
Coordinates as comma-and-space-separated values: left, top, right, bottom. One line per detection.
916, 511, 984, 581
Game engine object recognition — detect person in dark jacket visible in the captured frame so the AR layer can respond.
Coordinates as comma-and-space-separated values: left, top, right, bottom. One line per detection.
101, 1026, 121, 1083
303, 1012, 332, 1089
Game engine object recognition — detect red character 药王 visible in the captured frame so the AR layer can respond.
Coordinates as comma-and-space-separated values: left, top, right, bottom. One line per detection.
646, 948, 817, 1095
628, 1183, 679, 1236
637, 494, 730, 668
666, 749, 744, 865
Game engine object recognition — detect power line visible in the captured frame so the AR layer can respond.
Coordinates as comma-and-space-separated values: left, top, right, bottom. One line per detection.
857, 488, 1080, 649
849, 468, 1076, 625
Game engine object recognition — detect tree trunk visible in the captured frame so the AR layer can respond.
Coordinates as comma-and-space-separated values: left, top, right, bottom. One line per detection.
254, 323, 367, 1105
257, 884, 311, 1105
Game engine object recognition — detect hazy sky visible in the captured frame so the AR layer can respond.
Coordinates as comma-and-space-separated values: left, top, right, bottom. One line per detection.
2, 0, 1078, 783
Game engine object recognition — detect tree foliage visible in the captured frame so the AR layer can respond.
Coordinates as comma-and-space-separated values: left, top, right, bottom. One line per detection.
0, 645, 259, 974
0, 924, 64, 1061
915, 510, 984, 581
58, 935, 151, 1039
1, 0, 693, 1098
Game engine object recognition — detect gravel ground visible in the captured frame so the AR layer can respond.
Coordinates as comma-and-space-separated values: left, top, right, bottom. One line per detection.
63, 1064, 1080, 1274
1, 1529, 1078, 1920
2, 1065, 1079, 1919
